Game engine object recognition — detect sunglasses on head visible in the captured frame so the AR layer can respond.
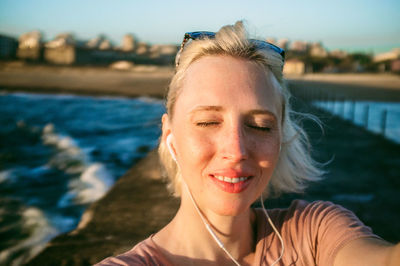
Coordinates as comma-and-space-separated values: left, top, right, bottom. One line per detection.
175, 31, 285, 67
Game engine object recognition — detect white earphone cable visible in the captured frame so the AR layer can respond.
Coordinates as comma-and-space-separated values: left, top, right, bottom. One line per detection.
183, 181, 241, 266
260, 193, 285, 266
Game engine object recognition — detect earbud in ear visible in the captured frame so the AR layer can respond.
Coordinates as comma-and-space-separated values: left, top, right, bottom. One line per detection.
166, 134, 177, 162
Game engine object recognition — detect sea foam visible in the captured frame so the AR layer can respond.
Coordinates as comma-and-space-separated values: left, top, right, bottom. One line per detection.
0, 207, 58, 266
59, 163, 113, 206
0, 170, 12, 184
41, 124, 114, 206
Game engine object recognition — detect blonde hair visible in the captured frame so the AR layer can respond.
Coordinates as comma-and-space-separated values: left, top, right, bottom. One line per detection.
159, 21, 323, 197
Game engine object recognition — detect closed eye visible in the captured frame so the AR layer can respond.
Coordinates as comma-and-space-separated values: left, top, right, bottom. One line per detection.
247, 124, 272, 132
196, 121, 220, 127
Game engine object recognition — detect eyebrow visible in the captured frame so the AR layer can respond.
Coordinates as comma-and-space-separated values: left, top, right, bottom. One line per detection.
189, 105, 277, 120
189, 105, 224, 114
248, 110, 277, 120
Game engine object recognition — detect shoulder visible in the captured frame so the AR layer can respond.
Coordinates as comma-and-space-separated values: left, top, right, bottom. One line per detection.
272, 199, 378, 250
95, 236, 171, 266
256, 200, 379, 265
268, 199, 369, 229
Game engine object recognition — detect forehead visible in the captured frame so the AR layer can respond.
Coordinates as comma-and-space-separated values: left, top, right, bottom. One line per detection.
175, 55, 281, 116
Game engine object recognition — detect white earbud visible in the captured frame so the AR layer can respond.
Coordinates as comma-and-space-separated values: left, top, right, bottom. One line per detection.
166, 134, 177, 162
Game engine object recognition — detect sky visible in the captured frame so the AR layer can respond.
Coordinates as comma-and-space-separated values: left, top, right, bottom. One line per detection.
0, 0, 399, 54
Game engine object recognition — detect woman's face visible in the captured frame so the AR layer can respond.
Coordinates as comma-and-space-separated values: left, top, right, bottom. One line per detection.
165, 55, 282, 216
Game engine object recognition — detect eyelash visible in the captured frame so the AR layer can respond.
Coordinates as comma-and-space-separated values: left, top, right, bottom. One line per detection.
196, 122, 272, 132
248, 125, 272, 132
196, 121, 220, 127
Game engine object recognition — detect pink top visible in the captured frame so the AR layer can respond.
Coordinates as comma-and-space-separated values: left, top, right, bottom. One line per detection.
96, 200, 379, 266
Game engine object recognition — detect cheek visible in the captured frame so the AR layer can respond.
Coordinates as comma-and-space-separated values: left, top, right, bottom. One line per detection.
253, 137, 280, 169
176, 135, 215, 191
176, 132, 215, 167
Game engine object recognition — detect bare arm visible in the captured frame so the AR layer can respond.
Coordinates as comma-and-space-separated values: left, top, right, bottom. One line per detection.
334, 237, 400, 266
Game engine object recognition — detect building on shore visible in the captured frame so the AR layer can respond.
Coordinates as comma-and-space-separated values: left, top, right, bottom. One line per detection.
373, 48, 400, 72
14, 30, 183, 66
44, 34, 130, 65
120, 34, 137, 52
44, 33, 77, 64
391, 59, 400, 73
86, 35, 113, 50
148, 44, 178, 64
283, 58, 306, 75
373, 48, 400, 63
16, 31, 43, 61
309, 42, 328, 58
135, 42, 150, 55
0, 35, 18, 59
329, 49, 348, 59
290, 40, 309, 56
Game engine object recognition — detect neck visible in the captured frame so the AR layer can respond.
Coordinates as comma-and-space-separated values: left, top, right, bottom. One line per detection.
156, 188, 257, 265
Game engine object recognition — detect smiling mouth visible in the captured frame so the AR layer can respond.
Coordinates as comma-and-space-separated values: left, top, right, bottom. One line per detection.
209, 174, 253, 193
213, 175, 250, 184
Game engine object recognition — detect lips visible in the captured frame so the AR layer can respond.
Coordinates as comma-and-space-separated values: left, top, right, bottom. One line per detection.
209, 170, 253, 193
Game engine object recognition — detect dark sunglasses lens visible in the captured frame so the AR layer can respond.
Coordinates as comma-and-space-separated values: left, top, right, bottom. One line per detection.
251, 40, 285, 58
186, 31, 216, 40
178, 32, 285, 67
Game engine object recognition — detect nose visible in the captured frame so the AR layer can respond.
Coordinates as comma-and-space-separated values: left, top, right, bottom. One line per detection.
220, 125, 248, 162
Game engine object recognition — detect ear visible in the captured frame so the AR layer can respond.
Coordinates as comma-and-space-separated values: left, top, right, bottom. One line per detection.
161, 113, 171, 143
161, 113, 178, 160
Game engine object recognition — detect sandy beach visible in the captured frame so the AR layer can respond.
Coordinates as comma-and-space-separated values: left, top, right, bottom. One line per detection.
1, 62, 399, 265
286, 73, 400, 89
0, 61, 174, 98
1, 61, 400, 100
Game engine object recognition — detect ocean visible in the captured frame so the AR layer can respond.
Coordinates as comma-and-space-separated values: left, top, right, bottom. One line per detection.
0, 92, 164, 265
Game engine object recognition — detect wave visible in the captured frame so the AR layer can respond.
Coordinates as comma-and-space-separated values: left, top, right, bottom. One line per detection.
0, 122, 116, 264
59, 163, 113, 206
0, 207, 58, 266
0, 170, 12, 184
137, 96, 164, 104
0, 93, 163, 264
6, 92, 81, 100
42, 123, 114, 206
42, 123, 86, 174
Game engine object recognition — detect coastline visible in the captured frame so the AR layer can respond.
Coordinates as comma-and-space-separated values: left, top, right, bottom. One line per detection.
27, 150, 180, 265
286, 73, 400, 90
0, 61, 174, 98
1, 61, 400, 100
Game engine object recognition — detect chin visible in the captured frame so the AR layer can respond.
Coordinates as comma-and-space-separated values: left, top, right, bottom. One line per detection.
207, 198, 253, 217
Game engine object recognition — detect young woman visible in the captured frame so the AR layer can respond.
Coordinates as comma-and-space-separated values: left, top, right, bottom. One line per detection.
97, 21, 399, 266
